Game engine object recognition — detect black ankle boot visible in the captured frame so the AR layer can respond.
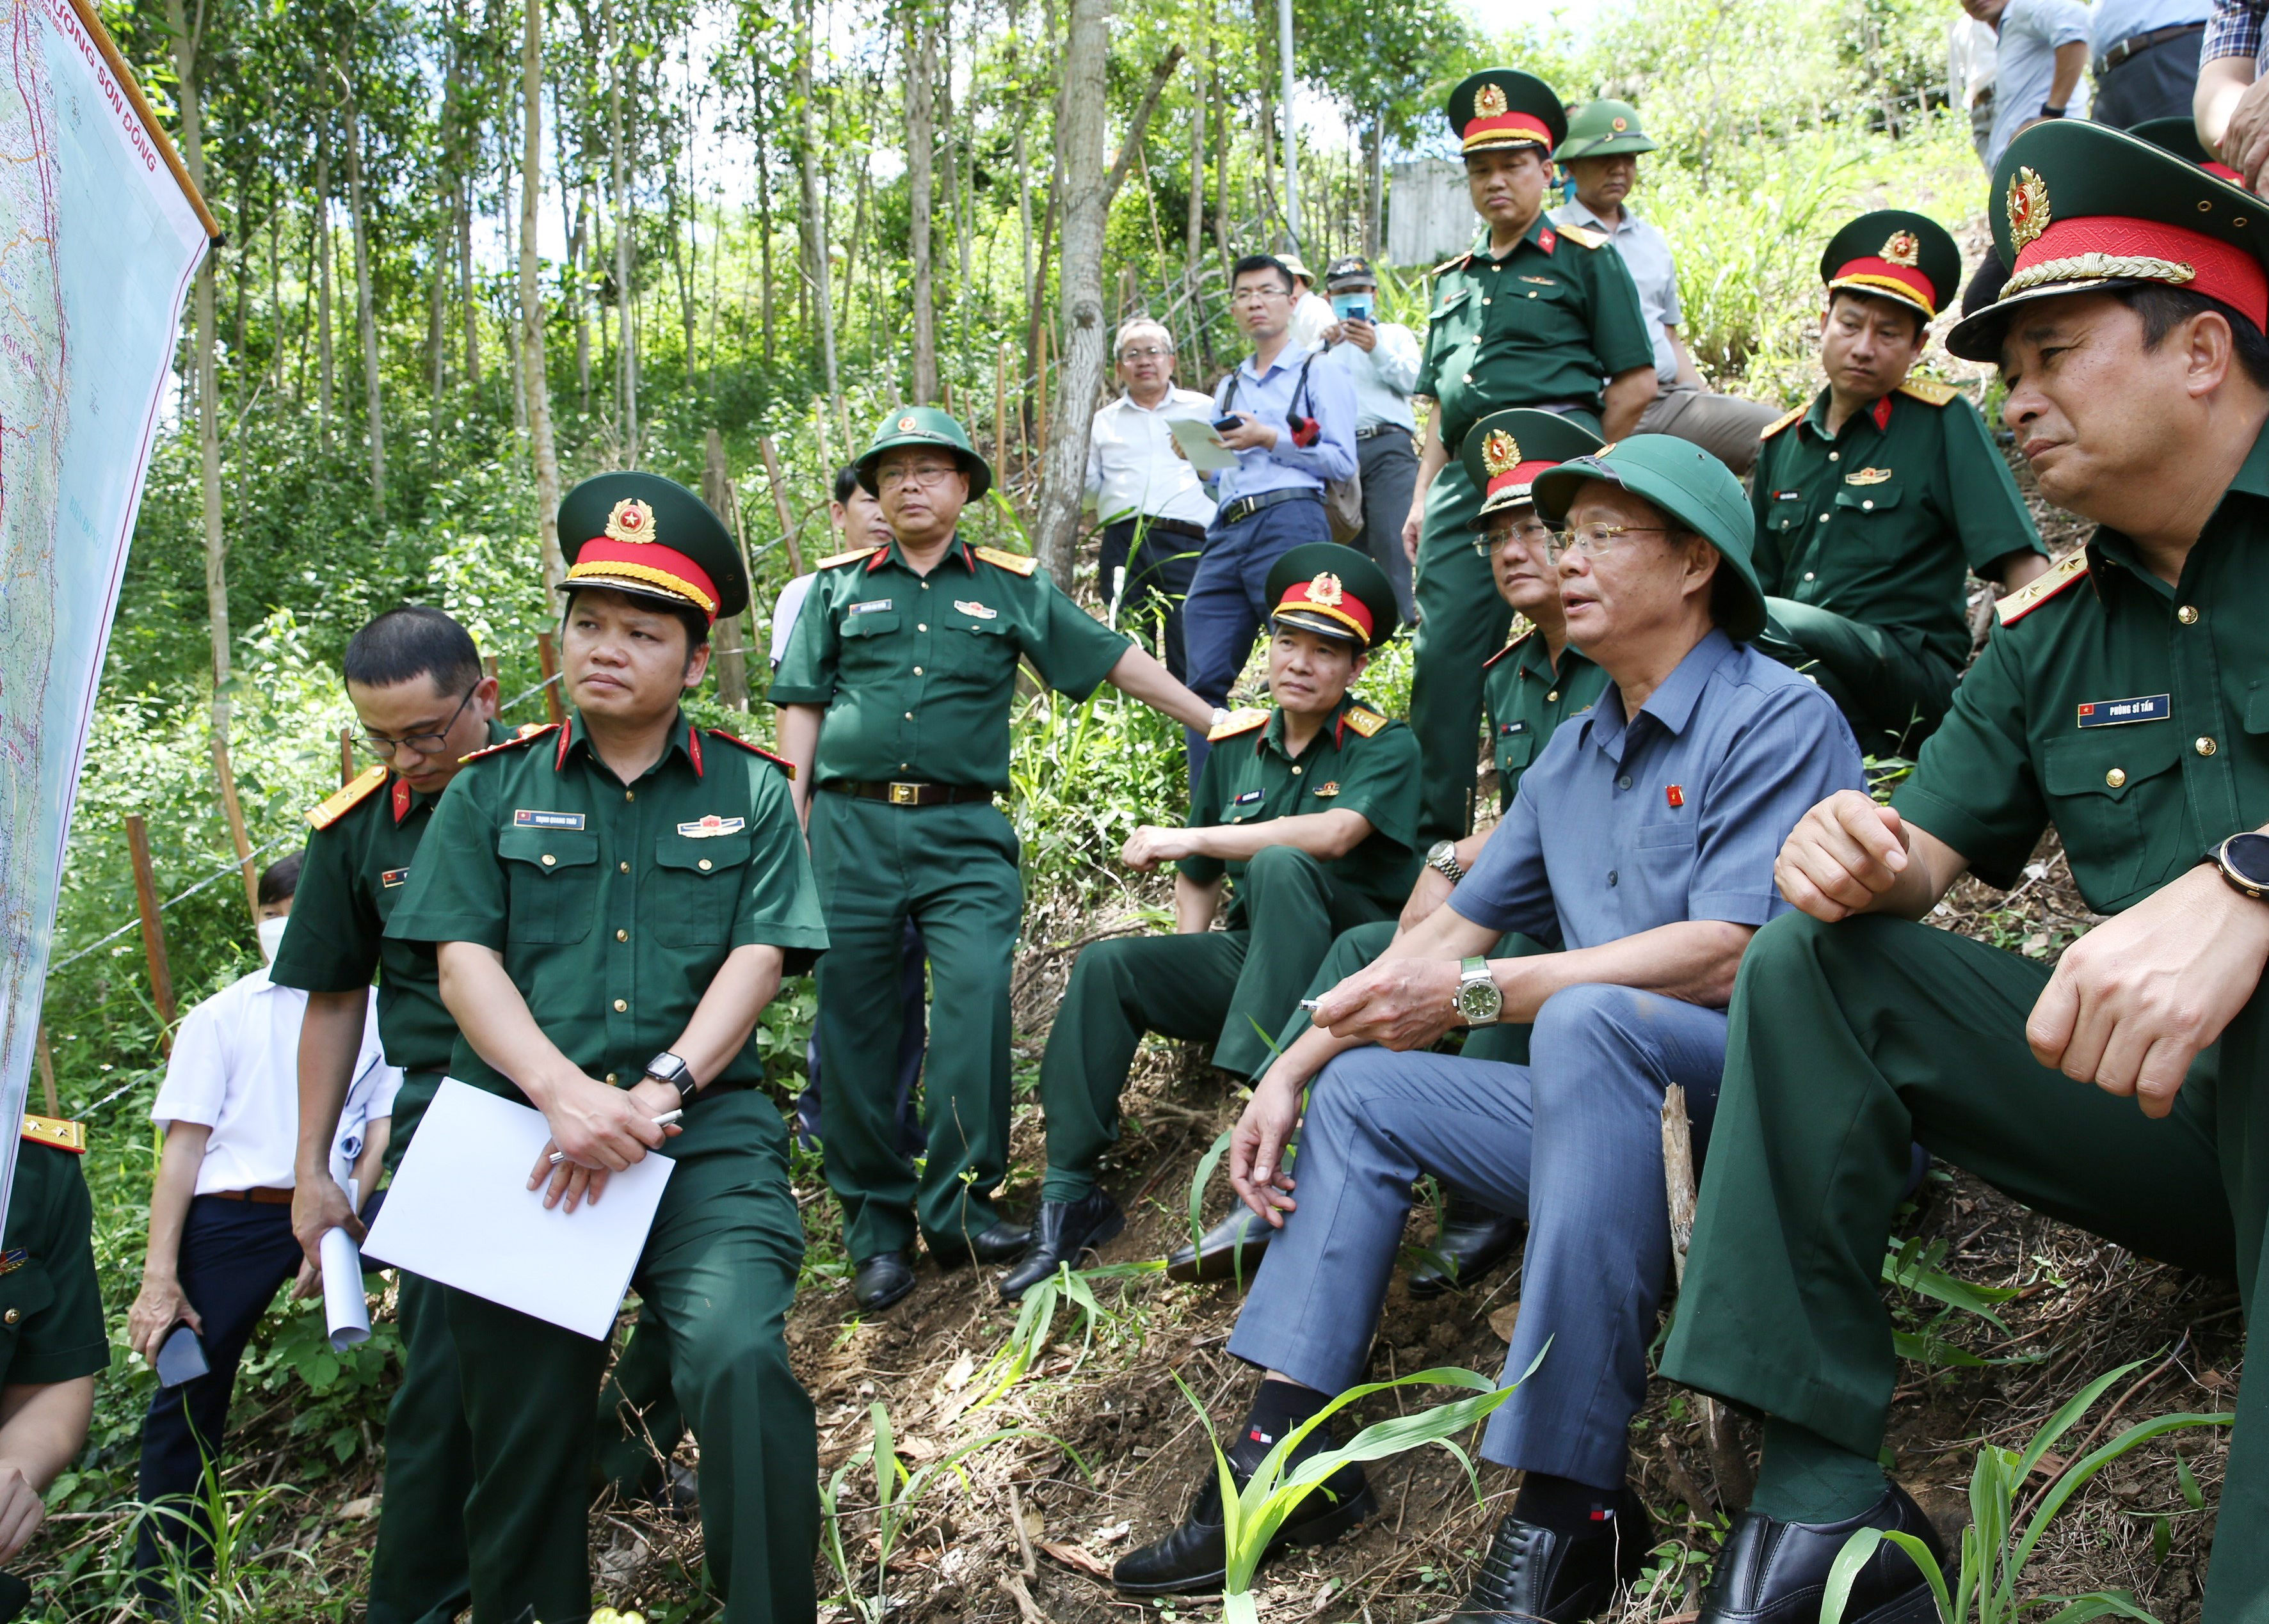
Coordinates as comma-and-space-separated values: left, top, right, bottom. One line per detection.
1112, 1445, 1375, 1595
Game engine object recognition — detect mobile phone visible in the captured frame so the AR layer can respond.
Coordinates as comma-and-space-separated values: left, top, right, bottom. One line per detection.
1332, 296, 1373, 325
157, 1323, 209, 1389
1212, 415, 1242, 434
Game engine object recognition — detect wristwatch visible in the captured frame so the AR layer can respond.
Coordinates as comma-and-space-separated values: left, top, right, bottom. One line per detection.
2206, 832, 2269, 900
643, 1050, 696, 1101
2040, 104, 2066, 118
1425, 840, 1466, 886
1453, 955, 1503, 1026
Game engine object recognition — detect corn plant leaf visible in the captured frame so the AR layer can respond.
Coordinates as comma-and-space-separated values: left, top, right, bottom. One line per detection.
1189, 1126, 1234, 1250
1822, 1527, 1947, 1624
2031, 1591, 2160, 1624
2175, 1451, 2202, 1511
2014, 1413, 2233, 1576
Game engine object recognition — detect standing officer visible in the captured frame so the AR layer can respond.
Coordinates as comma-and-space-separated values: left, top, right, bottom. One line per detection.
1405, 68, 1658, 847
770, 408, 1219, 1314
389, 472, 828, 1624
1008, 545, 1417, 1297
1751, 209, 2046, 756
1664, 122, 2269, 1624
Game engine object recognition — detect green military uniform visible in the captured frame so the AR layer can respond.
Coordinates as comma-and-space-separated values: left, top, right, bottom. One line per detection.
1749, 211, 2041, 755
768, 409, 1133, 1266
1036, 546, 1418, 1202
389, 472, 828, 1624
1663, 122, 2269, 1621
271, 721, 519, 1623
1409, 71, 1655, 844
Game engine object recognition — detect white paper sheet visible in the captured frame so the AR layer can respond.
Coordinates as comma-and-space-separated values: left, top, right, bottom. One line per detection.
321, 1179, 371, 1352
1167, 414, 1240, 472
360, 1079, 672, 1339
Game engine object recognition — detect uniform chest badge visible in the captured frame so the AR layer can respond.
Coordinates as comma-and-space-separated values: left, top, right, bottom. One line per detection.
2076, 694, 2170, 728
1312, 781, 1341, 797
380, 867, 410, 888
0, 1248, 26, 1277
954, 600, 998, 619
513, 809, 586, 831
1845, 467, 1893, 485
678, 815, 747, 837
1518, 275, 1556, 285
848, 598, 894, 615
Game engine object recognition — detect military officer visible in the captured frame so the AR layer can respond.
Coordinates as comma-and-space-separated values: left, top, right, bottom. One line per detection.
1750, 210, 2047, 756
389, 472, 829, 1624
1406, 68, 1658, 845
0, 1117, 106, 1622
1663, 122, 2269, 1624
1006, 545, 1418, 1299
769, 408, 1219, 1314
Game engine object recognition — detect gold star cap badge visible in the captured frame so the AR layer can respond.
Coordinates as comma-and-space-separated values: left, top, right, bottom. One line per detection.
2008, 167, 2051, 253
1308, 571, 1344, 607
1610, 115, 1627, 131
1482, 429, 1521, 475
897, 415, 918, 431
1880, 230, 1921, 267
1475, 82, 1508, 118
604, 497, 657, 545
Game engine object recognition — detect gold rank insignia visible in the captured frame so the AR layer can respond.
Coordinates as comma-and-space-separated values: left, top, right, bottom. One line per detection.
1313, 781, 1342, 797
1879, 230, 1921, 268
1896, 377, 1959, 407
1475, 82, 1508, 118
604, 498, 657, 545
1208, 707, 1271, 740
1482, 430, 1521, 475
974, 545, 1038, 576
1308, 571, 1345, 607
2008, 166, 2050, 252
20, 1114, 85, 1154
817, 545, 884, 569
1342, 706, 1387, 737
0, 1248, 26, 1277
1846, 467, 1893, 484
1996, 548, 2090, 625
306, 764, 387, 831
1759, 402, 1807, 440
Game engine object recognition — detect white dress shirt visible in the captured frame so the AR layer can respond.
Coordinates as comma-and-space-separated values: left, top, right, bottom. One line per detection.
1550, 198, 1684, 383
152, 967, 397, 1195
1086, 386, 1220, 526
768, 573, 817, 667
1326, 326, 1421, 433
1287, 291, 1336, 354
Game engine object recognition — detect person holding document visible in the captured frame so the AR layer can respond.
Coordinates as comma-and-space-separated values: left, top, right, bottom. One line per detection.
387, 472, 829, 1624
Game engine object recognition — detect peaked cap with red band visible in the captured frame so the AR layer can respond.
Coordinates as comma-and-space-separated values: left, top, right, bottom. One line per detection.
1445, 70, 1566, 157
557, 472, 748, 623
1820, 209, 1962, 322
1263, 541, 1399, 650
1461, 407, 1605, 523
2133, 116, 2248, 185
1948, 119, 2269, 363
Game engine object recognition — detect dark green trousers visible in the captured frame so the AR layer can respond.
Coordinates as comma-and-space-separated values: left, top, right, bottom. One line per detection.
1754, 599, 1956, 757
445, 1090, 815, 1624
1036, 847, 1390, 1200
808, 792, 1023, 1261
1662, 912, 2269, 1621
1269, 916, 1548, 1072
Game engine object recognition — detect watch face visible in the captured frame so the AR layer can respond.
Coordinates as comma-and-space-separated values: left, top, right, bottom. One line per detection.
1455, 980, 1502, 1023
2229, 832, 2269, 889
1428, 840, 1457, 864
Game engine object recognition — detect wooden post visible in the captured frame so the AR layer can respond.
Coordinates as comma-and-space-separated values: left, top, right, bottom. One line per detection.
759, 435, 804, 575
813, 397, 833, 482
703, 428, 751, 713
483, 654, 501, 687
994, 340, 1009, 488
34, 1024, 58, 1117
208, 735, 259, 926
1664, 1085, 1754, 1508
124, 815, 178, 1054
1036, 326, 1051, 470
339, 726, 356, 788
533, 633, 566, 724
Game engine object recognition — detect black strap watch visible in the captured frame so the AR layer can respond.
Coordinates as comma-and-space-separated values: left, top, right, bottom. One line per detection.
643, 1050, 696, 1101
2207, 832, 2269, 900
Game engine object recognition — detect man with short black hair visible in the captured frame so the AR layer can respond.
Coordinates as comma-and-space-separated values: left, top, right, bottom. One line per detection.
1087, 319, 1218, 680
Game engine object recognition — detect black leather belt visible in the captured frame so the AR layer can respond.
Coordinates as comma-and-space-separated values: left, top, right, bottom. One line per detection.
1356, 424, 1413, 441
2096, 20, 2202, 76
1214, 488, 1323, 529
1110, 514, 1208, 540
823, 779, 996, 808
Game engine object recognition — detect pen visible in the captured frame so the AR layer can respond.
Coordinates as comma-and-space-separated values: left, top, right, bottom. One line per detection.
549, 1108, 683, 1165
1299, 998, 1322, 1012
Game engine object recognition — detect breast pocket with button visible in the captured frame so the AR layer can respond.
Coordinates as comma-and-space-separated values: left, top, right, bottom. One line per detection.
652, 832, 752, 948
0, 1259, 57, 1367
499, 829, 600, 944
2041, 726, 2184, 909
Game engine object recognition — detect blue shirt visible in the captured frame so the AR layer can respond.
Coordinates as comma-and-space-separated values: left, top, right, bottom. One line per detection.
1985, 0, 2092, 169
1206, 346, 1359, 507
1449, 630, 1864, 949
2096, 0, 2207, 56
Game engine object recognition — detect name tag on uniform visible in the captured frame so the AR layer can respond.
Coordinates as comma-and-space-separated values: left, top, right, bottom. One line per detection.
1233, 790, 1264, 806
2076, 694, 2170, 728
677, 815, 746, 838
381, 867, 410, 888
954, 600, 998, 620
848, 598, 894, 615
1772, 490, 1801, 501
513, 809, 586, 830
1498, 720, 1525, 736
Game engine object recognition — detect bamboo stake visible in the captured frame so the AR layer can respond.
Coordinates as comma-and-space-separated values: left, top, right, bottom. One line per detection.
124, 815, 178, 1054
994, 340, 1010, 486
209, 736, 259, 926
483, 655, 501, 687
814, 397, 833, 480
534, 632, 566, 724
339, 726, 356, 788
759, 435, 804, 575
34, 1025, 58, 1118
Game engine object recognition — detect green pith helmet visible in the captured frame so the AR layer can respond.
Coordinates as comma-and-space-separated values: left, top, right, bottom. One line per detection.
1553, 99, 1656, 163
1263, 541, 1399, 650
1947, 119, 2269, 362
1461, 408, 1605, 523
1444, 69, 1566, 157
557, 471, 749, 623
854, 405, 994, 502
1819, 209, 1962, 324
1531, 434, 1766, 642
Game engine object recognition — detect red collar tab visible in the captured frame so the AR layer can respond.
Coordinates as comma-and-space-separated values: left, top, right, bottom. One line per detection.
1871, 394, 1893, 432
687, 721, 705, 779
957, 539, 977, 572
390, 776, 413, 824
555, 723, 574, 770
865, 545, 894, 572
2008, 214, 2269, 333
1462, 110, 1555, 154
1536, 223, 1557, 255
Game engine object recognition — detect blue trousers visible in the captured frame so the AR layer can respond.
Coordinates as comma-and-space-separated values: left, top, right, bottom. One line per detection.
1182, 495, 1332, 783
133, 1195, 305, 1586
1226, 983, 1728, 1489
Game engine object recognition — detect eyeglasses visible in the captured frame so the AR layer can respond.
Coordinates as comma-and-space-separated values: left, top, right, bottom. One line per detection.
876, 462, 963, 492
1473, 518, 1555, 557
1544, 522, 1673, 563
1118, 346, 1172, 362
358, 684, 479, 761
1232, 286, 1291, 305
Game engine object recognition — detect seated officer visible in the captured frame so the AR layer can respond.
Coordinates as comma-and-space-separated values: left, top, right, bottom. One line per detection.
1751, 210, 2046, 756
1113, 438, 1863, 1617
1168, 410, 1606, 1291
389, 472, 829, 1624
1664, 122, 2269, 1624
1006, 545, 1418, 1300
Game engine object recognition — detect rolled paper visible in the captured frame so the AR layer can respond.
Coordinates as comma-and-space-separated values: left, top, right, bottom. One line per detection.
321, 1180, 372, 1353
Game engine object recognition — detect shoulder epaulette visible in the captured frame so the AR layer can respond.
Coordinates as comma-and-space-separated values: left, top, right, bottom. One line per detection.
1995, 550, 2090, 626
1482, 621, 1535, 671
306, 764, 387, 831
1431, 250, 1472, 276
817, 545, 883, 569
513, 722, 550, 740
707, 728, 796, 779
974, 546, 1038, 577
21, 1115, 84, 1154
1896, 377, 1959, 407
1554, 221, 1607, 250
1759, 402, 1808, 440
1342, 706, 1389, 738
459, 722, 559, 764
1207, 707, 1271, 741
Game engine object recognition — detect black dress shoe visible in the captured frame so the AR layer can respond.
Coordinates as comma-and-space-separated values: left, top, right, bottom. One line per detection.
1164, 1206, 1274, 1286
1701, 1485, 1944, 1624
929, 1219, 1034, 1268
1113, 1457, 1375, 1595
1000, 1191, 1123, 1300
1408, 1196, 1525, 1299
851, 1252, 916, 1314
1453, 1487, 1650, 1622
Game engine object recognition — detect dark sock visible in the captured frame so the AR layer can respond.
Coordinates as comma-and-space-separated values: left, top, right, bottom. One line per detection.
1231, 1379, 1331, 1470
1749, 1417, 1886, 1524
1512, 1471, 1623, 1536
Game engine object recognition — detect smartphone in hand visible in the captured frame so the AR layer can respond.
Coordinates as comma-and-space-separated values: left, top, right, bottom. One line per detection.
1212, 415, 1243, 434
156, 1323, 209, 1389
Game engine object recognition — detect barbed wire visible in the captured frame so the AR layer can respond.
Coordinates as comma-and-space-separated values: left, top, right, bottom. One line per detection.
48, 827, 301, 974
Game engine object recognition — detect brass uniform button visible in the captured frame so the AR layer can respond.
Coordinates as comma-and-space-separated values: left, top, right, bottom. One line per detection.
619, 861, 630, 873
2178, 605, 2199, 625
1545, 690, 1559, 703
605, 1072, 619, 1086
615, 928, 628, 942
541, 854, 556, 867
2197, 736, 2219, 757
1829, 452, 1840, 462
913, 666, 924, 675
1292, 765, 1303, 776
625, 790, 635, 802
613, 998, 628, 1012
3, 1309, 17, 1326
698, 858, 714, 872
2105, 768, 2128, 788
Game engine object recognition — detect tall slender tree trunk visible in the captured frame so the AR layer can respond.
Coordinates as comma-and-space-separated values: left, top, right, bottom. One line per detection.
503, 110, 526, 434
1033, 0, 1107, 587
906, 4, 938, 404
428, 220, 447, 406
1364, 116, 1383, 262
520, 0, 566, 591
316, 129, 335, 450
755, 78, 776, 366
573, 184, 593, 411
342, 84, 386, 509
702, 427, 748, 710
796, 0, 839, 408
609, 0, 637, 453
460, 180, 482, 386
1185, 28, 1207, 367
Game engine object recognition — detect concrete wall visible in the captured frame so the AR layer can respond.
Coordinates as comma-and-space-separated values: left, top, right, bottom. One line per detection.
1385, 159, 1477, 268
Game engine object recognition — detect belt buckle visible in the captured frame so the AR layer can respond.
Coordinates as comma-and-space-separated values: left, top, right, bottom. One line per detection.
888, 781, 920, 806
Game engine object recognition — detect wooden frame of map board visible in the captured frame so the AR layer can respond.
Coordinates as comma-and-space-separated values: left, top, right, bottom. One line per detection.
59, 0, 220, 240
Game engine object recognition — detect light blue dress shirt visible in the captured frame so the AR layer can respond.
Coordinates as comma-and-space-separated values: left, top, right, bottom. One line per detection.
1327, 326, 1421, 433
1205, 346, 1359, 506
2094, 0, 2207, 56
1985, 0, 2093, 169
1450, 630, 1865, 948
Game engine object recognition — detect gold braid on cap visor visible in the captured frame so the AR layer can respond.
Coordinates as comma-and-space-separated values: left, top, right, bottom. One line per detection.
564, 558, 720, 615
2001, 252, 2196, 298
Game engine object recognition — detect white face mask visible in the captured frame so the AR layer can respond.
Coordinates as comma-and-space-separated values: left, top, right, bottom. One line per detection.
257, 916, 291, 964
